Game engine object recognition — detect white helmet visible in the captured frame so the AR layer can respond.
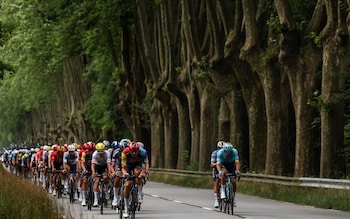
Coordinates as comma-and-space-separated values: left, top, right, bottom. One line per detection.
137, 142, 144, 148
217, 141, 225, 149
67, 144, 75, 152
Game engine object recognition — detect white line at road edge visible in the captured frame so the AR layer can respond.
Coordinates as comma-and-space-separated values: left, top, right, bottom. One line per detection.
146, 193, 246, 218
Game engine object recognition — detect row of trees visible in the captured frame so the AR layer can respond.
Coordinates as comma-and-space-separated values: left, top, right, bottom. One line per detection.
0, 0, 349, 178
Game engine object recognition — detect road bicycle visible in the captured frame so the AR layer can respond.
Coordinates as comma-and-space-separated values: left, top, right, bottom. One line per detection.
86, 173, 93, 210
52, 169, 63, 198
118, 176, 126, 218
219, 173, 239, 215
68, 171, 76, 204
119, 175, 140, 219
95, 174, 108, 214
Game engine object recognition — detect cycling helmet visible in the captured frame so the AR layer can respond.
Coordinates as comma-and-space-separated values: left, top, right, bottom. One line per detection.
67, 144, 76, 152
72, 142, 79, 149
223, 142, 233, 151
34, 147, 40, 153
137, 142, 144, 148
217, 141, 225, 149
23, 153, 29, 159
103, 140, 110, 148
111, 141, 119, 149
128, 142, 139, 153
86, 141, 94, 150
96, 142, 105, 151
120, 138, 131, 149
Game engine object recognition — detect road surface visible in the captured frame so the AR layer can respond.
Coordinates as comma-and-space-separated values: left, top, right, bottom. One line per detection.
56, 181, 350, 219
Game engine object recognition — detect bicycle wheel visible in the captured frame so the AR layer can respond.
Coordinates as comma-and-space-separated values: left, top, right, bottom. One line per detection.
87, 179, 93, 210
57, 177, 62, 198
218, 196, 223, 212
100, 184, 104, 214
69, 178, 74, 203
119, 182, 124, 219
130, 187, 137, 219
226, 183, 234, 215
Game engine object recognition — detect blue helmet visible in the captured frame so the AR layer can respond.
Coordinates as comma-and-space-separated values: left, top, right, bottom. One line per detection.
111, 141, 119, 149
103, 140, 110, 148
223, 142, 233, 152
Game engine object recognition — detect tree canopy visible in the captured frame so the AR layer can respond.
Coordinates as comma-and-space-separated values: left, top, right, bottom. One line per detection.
0, 0, 350, 178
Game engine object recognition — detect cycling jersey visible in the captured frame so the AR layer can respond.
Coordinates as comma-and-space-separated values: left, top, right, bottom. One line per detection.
216, 148, 239, 164
91, 150, 111, 166
63, 151, 79, 165
121, 147, 148, 171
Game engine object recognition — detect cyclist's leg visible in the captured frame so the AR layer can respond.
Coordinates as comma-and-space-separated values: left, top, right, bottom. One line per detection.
113, 172, 122, 207
72, 167, 79, 200
134, 166, 144, 203
93, 165, 103, 207
123, 164, 135, 218
102, 170, 109, 200
219, 164, 228, 199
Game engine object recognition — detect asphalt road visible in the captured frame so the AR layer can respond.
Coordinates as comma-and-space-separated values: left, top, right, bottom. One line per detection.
56, 181, 350, 219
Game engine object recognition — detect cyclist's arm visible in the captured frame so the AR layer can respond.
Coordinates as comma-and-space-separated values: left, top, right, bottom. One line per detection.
80, 152, 88, 173
121, 152, 128, 176
91, 163, 96, 176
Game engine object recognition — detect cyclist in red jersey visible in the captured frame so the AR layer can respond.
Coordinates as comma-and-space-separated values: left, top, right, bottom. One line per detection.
50, 146, 65, 196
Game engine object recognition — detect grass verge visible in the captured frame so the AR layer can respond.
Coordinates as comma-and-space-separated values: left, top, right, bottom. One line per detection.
0, 165, 68, 219
148, 171, 350, 212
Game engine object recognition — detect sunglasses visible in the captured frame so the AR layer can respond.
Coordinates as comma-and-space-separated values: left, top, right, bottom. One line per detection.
97, 150, 104, 153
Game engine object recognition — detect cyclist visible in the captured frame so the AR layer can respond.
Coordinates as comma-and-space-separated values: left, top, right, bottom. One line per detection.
136, 141, 149, 203
91, 142, 112, 207
50, 145, 65, 196
63, 144, 80, 200
216, 142, 240, 206
110, 140, 123, 208
121, 141, 149, 218
80, 141, 94, 206
29, 148, 38, 181
21, 150, 30, 177
42, 145, 52, 190
210, 140, 225, 208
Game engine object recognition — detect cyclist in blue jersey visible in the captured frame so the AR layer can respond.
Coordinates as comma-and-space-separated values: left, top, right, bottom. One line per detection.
210, 140, 225, 208
216, 142, 241, 206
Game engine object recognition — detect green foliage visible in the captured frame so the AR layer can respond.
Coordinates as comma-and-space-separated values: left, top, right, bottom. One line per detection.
309, 32, 322, 48
266, 14, 283, 33
309, 90, 345, 112
184, 150, 199, 171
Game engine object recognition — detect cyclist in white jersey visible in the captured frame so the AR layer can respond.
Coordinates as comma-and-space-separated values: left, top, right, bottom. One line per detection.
91, 142, 112, 207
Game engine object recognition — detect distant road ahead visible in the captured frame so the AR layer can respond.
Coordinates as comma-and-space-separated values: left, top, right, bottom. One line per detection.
57, 181, 350, 219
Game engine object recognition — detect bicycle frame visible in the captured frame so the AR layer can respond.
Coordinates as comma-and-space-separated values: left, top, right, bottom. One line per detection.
219, 173, 237, 215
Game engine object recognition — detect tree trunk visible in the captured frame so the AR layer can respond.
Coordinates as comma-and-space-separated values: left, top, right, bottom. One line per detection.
198, 85, 216, 171
320, 42, 346, 178
150, 100, 165, 168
